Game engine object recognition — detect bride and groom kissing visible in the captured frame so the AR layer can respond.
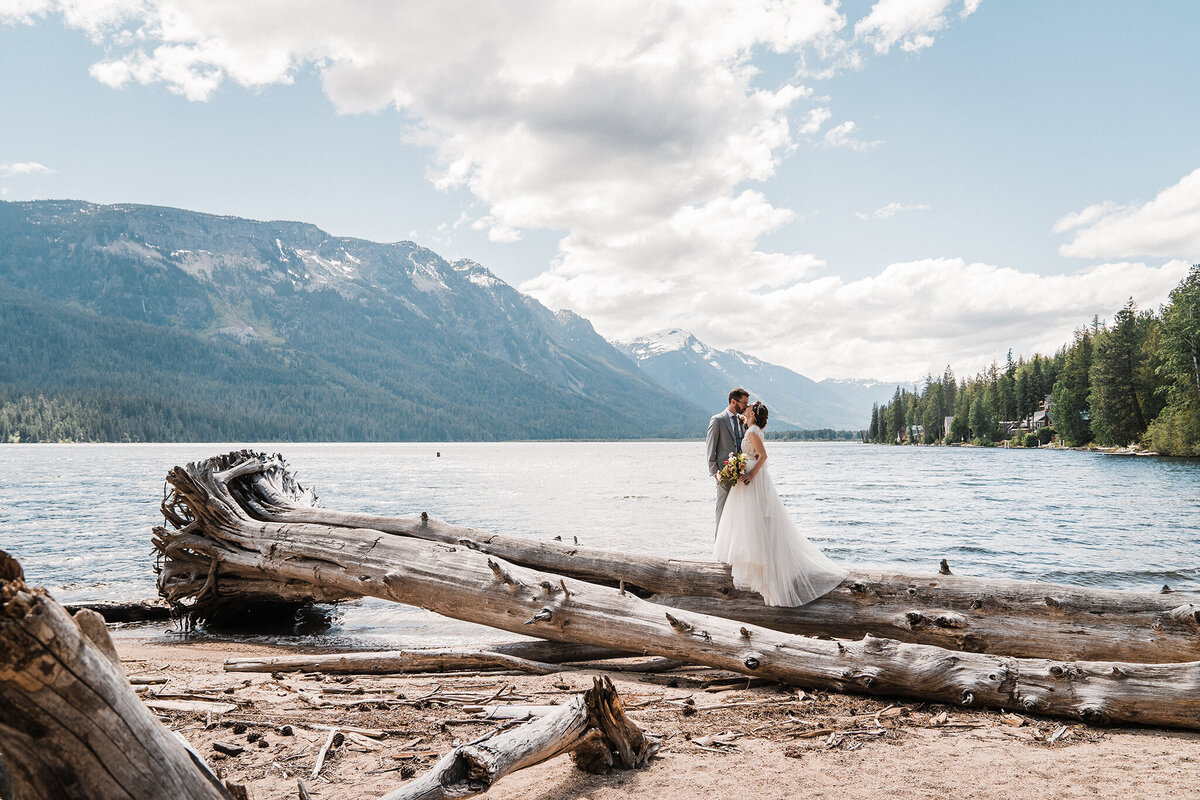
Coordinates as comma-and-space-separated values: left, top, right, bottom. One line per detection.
706, 388, 846, 607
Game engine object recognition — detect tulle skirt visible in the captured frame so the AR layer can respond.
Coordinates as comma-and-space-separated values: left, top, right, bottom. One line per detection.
713, 465, 847, 606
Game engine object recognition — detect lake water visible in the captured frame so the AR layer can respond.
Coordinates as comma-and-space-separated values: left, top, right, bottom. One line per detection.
3, 442, 1199, 648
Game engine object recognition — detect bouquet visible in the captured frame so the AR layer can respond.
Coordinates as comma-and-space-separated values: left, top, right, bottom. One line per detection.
717, 452, 748, 490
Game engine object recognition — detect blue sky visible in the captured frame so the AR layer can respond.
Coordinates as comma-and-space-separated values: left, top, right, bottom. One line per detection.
2, 1, 1198, 380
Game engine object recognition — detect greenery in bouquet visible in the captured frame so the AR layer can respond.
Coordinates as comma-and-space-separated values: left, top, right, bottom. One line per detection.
717, 452, 748, 490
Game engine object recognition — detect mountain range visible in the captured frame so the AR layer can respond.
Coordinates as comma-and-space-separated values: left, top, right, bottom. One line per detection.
0, 200, 894, 441
615, 330, 898, 431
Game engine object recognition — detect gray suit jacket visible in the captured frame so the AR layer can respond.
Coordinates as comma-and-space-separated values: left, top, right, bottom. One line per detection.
706, 411, 742, 476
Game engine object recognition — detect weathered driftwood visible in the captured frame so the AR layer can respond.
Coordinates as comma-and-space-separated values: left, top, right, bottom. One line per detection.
62, 598, 172, 623
381, 676, 654, 800
225, 642, 677, 676
653, 577, 1200, 664
228, 648, 573, 676
0, 551, 236, 800
154, 459, 1200, 729
179, 451, 1200, 664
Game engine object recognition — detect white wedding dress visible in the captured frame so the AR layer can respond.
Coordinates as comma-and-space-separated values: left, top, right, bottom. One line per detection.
713, 425, 847, 606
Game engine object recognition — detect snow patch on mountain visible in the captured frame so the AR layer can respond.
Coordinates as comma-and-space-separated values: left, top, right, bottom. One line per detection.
618, 329, 699, 361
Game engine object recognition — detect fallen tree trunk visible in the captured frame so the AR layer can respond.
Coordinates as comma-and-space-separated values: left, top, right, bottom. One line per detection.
62, 598, 172, 623
227, 647, 580, 676
178, 451, 1200, 664
0, 551, 237, 800
155, 458, 1200, 729
222, 647, 681, 681
381, 676, 655, 800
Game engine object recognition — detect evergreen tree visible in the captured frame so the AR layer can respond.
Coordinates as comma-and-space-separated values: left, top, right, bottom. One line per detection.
1015, 368, 1032, 421
942, 366, 957, 416
1000, 350, 1017, 420
890, 387, 904, 443
1049, 327, 1094, 445
949, 384, 970, 443
1089, 300, 1151, 445
1147, 264, 1200, 455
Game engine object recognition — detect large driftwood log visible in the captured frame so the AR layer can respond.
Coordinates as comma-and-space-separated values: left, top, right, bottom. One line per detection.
381, 676, 654, 800
155, 459, 1200, 729
0, 551, 236, 800
62, 598, 172, 623
227, 647, 579, 676
224, 641, 674, 675
177, 451, 1200, 664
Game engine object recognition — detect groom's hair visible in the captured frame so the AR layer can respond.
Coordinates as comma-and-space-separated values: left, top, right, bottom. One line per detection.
728, 388, 749, 403
750, 402, 769, 428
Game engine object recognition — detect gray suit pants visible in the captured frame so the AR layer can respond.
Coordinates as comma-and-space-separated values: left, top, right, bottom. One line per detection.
715, 482, 730, 536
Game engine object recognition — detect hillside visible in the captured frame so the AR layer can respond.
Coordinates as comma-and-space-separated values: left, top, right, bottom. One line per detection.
0, 200, 706, 441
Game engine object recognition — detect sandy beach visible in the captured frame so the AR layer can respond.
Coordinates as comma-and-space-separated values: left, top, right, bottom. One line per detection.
113, 633, 1200, 800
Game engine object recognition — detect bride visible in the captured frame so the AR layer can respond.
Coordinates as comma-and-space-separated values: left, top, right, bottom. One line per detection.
713, 402, 847, 606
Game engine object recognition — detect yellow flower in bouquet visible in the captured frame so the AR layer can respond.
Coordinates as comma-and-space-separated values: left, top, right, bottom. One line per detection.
717, 452, 748, 490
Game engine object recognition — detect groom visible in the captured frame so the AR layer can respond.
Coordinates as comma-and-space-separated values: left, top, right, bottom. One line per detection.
706, 387, 749, 533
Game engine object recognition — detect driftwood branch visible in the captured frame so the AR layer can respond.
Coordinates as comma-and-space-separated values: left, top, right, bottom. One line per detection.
0, 550, 236, 800
186, 451, 1200, 664
380, 677, 654, 800
224, 641, 661, 675
153, 456, 1200, 729
228, 648, 572, 676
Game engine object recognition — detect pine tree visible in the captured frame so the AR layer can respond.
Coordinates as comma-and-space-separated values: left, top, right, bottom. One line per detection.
890, 387, 904, 443
1089, 300, 1150, 445
1147, 264, 1200, 455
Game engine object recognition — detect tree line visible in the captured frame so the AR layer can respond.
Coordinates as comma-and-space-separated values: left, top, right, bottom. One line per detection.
767, 429, 864, 442
865, 264, 1200, 456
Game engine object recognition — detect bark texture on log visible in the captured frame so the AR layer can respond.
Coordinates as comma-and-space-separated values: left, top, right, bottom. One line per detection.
654, 578, 1200, 664
154, 458, 1200, 729
225, 648, 683, 676
225, 641, 641, 675
0, 551, 234, 800
380, 677, 654, 800
177, 451, 1200, 664
227, 648, 574, 676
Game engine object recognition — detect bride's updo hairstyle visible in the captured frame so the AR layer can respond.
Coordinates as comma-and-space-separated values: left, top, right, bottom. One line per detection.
750, 402, 769, 429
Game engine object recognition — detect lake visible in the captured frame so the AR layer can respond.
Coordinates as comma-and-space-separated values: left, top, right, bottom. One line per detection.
2, 441, 1199, 648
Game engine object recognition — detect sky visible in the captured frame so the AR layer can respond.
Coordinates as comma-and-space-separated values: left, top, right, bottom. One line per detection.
2, 0, 1198, 381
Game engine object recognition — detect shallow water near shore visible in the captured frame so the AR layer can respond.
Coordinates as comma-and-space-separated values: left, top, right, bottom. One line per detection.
3, 441, 1199, 648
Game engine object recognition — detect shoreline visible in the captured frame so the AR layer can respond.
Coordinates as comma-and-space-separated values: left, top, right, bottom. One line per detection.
115, 633, 1200, 799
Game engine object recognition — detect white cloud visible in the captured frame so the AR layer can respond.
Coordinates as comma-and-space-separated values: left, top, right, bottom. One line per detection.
797, 106, 832, 136
9, 0, 859, 256
6, 1, 1000, 381
821, 120, 882, 150
0, 0, 146, 39
700, 258, 1189, 381
522, 190, 824, 335
0, 161, 53, 177
855, 0, 960, 55
863, 201, 930, 219
1055, 168, 1200, 260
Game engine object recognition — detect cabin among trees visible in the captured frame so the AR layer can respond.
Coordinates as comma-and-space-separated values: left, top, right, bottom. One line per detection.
866, 264, 1200, 456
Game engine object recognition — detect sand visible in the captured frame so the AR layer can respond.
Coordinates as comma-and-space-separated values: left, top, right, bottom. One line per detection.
110, 633, 1200, 800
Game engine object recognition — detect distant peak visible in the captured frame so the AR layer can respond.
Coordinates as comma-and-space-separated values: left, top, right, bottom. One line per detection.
726, 348, 762, 367
622, 328, 698, 349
